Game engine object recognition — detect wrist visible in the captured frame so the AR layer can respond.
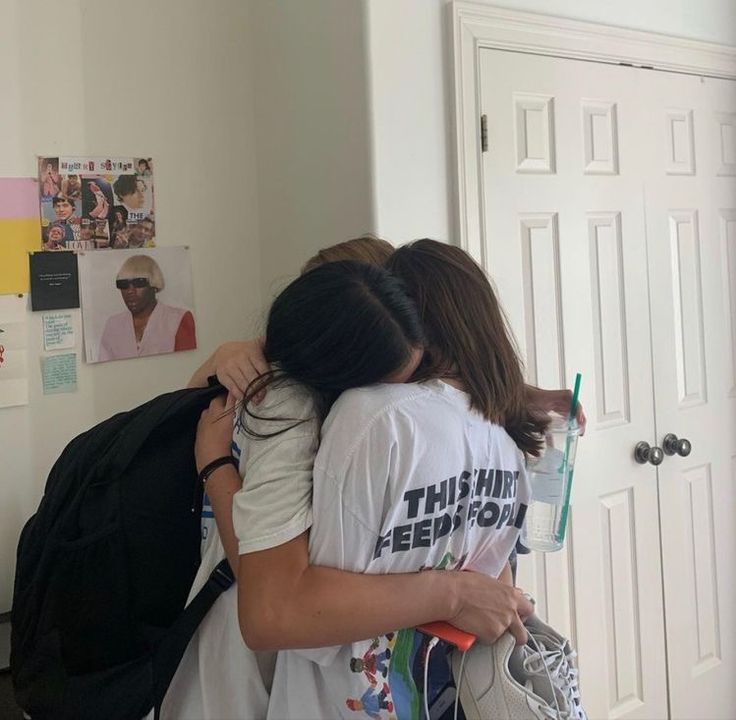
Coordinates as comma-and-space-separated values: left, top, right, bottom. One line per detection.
198, 455, 238, 484
431, 570, 462, 622
196, 451, 232, 474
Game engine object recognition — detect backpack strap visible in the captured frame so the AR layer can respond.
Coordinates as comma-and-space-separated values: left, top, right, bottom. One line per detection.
152, 558, 235, 719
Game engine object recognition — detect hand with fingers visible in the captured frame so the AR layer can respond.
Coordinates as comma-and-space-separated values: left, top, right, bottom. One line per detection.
513, 586, 535, 622
450, 571, 534, 646
211, 338, 269, 402
527, 386, 587, 435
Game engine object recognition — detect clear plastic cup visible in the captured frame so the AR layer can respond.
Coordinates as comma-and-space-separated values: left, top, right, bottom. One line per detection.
521, 415, 580, 552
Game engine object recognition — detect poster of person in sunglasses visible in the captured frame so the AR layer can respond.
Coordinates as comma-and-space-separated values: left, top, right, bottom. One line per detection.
79, 247, 196, 363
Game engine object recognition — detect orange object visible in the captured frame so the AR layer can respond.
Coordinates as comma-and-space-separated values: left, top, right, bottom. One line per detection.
417, 622, 476, 652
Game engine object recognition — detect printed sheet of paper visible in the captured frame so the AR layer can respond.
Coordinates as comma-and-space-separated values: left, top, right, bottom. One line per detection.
43, 312, 75, 351
42, 353, 77, 395
30, 251, 80, 311
0, 294, 28, 407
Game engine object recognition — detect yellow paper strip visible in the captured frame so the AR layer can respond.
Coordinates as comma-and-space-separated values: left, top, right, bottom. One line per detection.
0, 218, 40, 294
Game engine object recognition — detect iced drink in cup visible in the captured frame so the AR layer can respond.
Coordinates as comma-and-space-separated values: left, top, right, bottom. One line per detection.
521, 414, 580, 552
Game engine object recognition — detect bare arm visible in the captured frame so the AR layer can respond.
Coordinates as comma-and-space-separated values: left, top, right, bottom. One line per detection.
194, 402, 242, 575
237, 533, 529, 651
201, 464, 243, 577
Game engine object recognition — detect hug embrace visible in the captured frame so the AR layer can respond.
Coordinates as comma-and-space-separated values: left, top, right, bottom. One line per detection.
174, 236, 585, 720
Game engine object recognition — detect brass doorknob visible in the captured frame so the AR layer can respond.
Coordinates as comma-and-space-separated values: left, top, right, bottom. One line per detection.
663, 433, 692, 457
634, 441, 664, 466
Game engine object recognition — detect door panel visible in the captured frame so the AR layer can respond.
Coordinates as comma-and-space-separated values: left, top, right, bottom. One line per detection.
480, 49, 668, 720
640, 71, 736, 719
722, 209, 736, 396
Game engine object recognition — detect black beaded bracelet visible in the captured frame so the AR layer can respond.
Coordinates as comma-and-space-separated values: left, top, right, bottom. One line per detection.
198, 455, 238, 485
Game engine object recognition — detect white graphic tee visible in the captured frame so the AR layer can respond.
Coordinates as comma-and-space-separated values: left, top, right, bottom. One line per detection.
268, 380, 530, 720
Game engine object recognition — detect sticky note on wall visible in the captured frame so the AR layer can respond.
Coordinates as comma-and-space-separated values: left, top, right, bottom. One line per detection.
0, 218, 40, 294
42, 353, 77, 395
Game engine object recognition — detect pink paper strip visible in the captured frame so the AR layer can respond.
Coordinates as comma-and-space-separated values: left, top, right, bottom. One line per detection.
0, 178, 39, 219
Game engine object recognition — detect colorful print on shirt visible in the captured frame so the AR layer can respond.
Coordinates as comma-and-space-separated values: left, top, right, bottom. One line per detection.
344, 556, 463, 720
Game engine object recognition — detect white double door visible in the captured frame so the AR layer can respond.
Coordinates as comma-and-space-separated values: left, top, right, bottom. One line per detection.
479, 49, 736, 719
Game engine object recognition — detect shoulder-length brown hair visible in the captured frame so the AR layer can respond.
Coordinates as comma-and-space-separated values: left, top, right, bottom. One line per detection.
386, 239, 548, 456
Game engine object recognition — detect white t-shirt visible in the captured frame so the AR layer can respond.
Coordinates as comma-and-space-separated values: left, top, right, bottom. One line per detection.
268, 380, 530, 720
232, 380, 319, 554
157, 380, 319, 720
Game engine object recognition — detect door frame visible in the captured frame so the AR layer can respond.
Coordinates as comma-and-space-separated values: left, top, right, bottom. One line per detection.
450, 0, 736, 262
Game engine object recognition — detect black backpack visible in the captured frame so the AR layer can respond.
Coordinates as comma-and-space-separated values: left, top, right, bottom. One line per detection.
11, 383, 235, 720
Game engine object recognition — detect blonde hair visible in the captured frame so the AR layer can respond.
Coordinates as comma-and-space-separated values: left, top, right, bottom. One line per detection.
116, 254, 165, 290
301, 235, 395, 274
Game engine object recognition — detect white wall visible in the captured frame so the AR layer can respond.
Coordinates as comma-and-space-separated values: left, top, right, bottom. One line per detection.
251, 0, 375, 302
365, 0, 736, 242
0, 0, 263, 612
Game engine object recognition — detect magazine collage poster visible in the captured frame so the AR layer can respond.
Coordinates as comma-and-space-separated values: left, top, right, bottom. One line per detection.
38, 156, 155, 251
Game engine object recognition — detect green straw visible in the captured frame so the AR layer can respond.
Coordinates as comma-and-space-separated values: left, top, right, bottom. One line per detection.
556, 372, 582, 544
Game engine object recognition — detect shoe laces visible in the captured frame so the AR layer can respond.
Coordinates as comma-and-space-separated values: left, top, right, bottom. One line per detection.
561, 649, 586, 719
552, 646, 585, 720
523, 642, 586, 720
525, 635, 567, 720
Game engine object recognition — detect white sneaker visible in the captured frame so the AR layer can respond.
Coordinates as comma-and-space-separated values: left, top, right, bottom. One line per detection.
524, 614, 587, 720
452, 632, 571, 720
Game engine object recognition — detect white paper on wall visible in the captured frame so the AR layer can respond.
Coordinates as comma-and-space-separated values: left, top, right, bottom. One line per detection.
0, 294, 29, 408
42, 312, 75, 351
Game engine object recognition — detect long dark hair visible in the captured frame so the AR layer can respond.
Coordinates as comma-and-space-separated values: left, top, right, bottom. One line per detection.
386, 239, 548, 455
242, 260, 425, 435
